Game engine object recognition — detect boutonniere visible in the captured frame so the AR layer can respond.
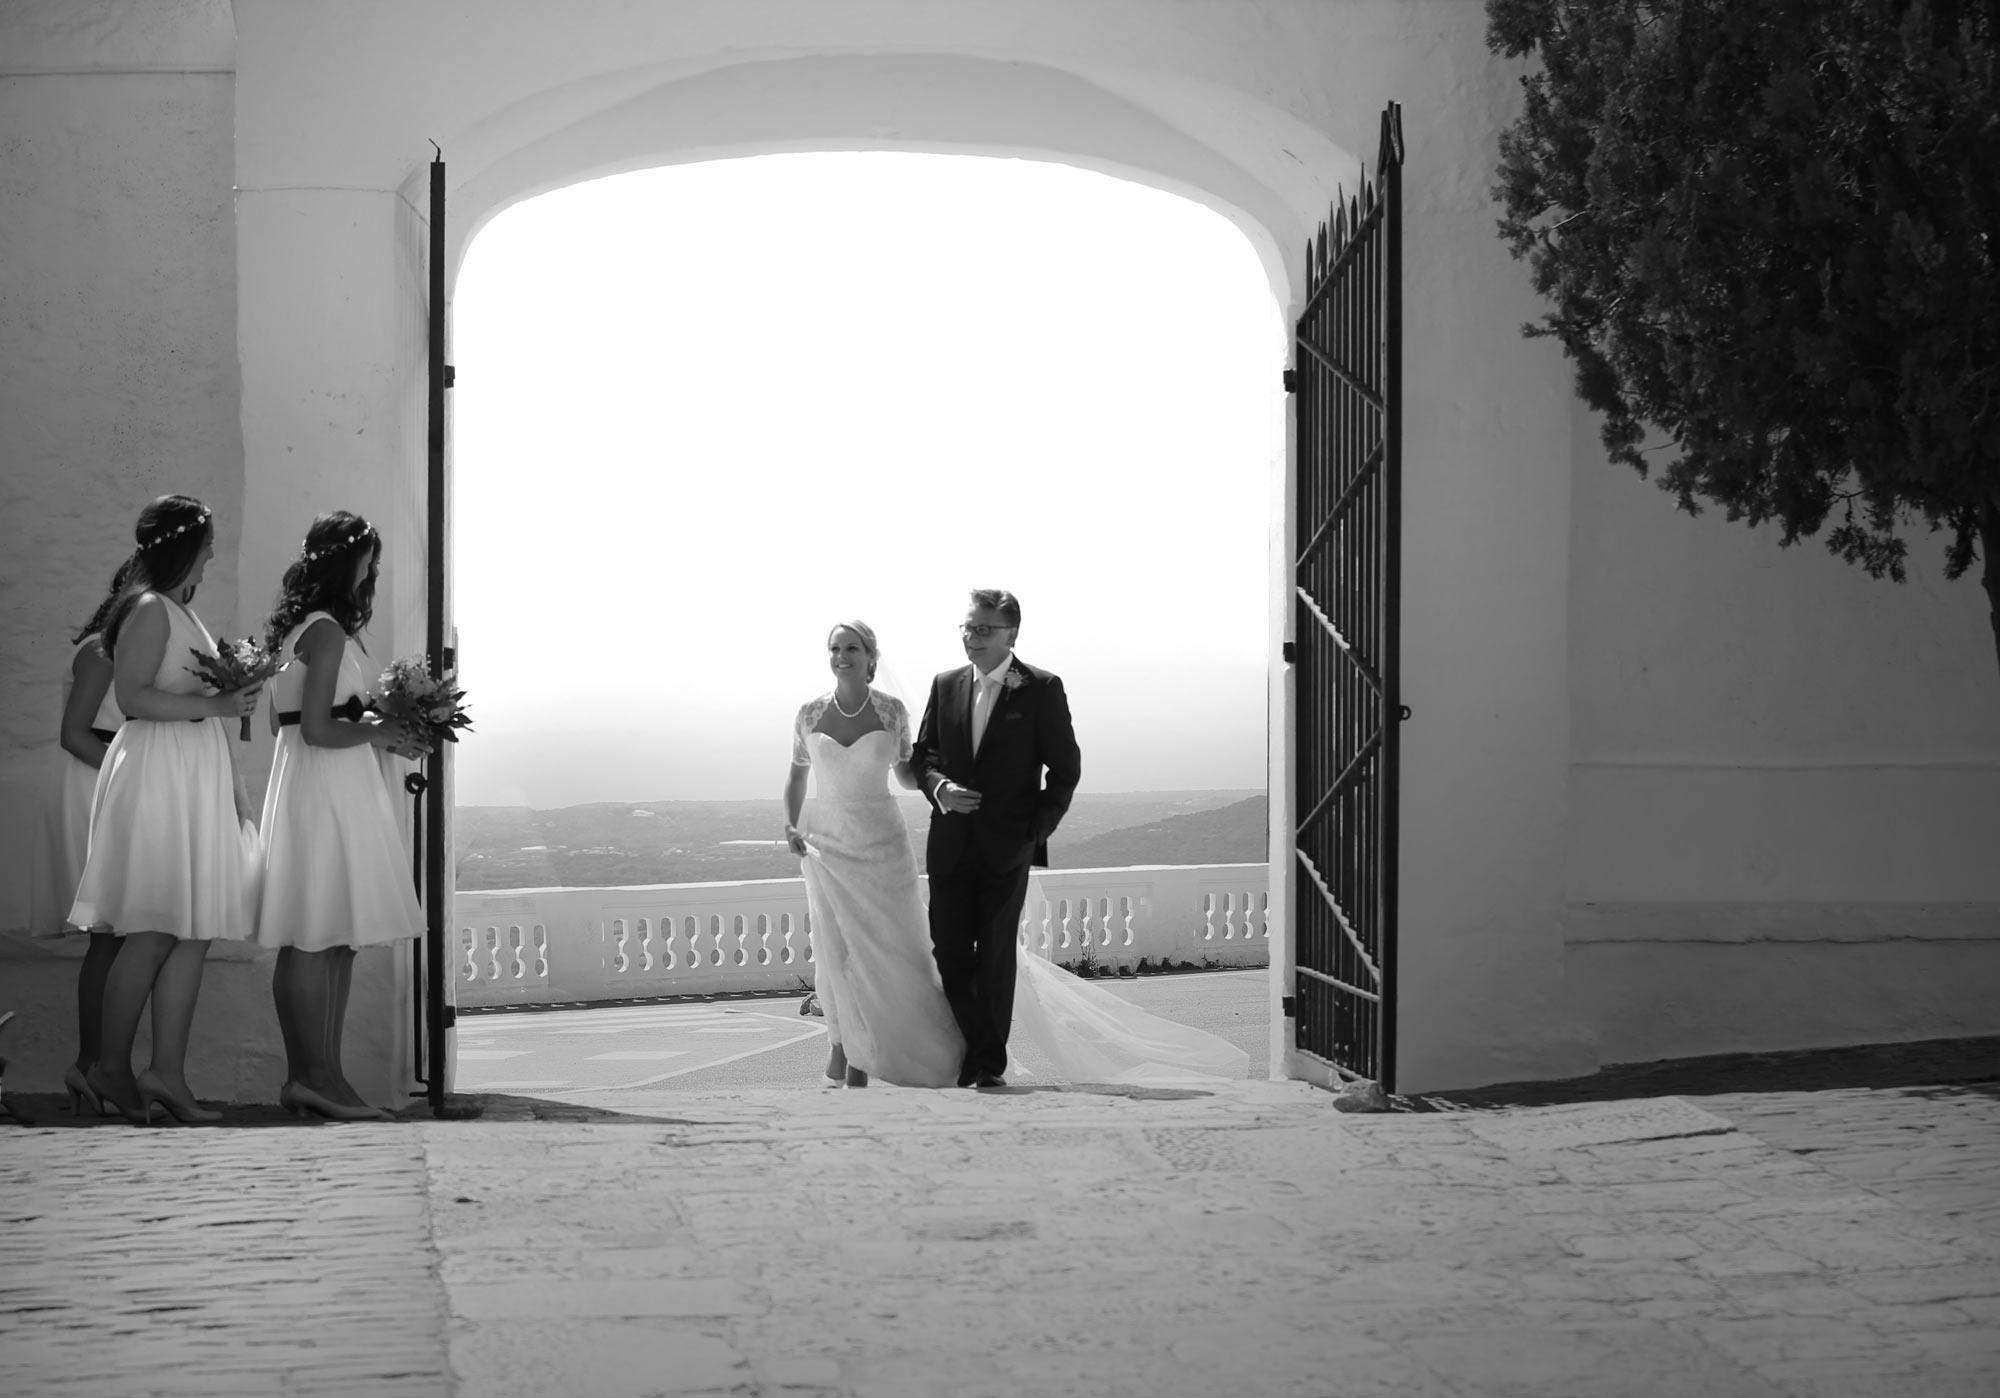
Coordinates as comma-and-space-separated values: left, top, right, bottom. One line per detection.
1000, 669, 1027, 692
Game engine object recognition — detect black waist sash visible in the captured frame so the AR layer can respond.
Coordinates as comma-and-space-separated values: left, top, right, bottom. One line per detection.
89, 726, 119, 744
278, 695, 367, 727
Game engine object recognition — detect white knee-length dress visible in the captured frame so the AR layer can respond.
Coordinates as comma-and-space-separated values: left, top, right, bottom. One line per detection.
69, 597, 254, 941
27, 639, 124, 936
255, 612, 424, 951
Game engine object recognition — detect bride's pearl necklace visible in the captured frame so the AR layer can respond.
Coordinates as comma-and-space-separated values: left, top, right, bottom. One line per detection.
831, 687, 870, 719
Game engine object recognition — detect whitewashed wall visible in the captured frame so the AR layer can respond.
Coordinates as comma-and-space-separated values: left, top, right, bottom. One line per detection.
1563, 417, 2000, 1062
0, 0, 411, 1104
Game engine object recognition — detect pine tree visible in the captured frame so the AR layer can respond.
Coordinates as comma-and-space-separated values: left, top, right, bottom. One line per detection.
1487, 0, 2000, 678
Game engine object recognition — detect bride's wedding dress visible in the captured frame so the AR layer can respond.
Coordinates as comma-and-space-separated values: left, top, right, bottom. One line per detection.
796, 694, 1249, 1088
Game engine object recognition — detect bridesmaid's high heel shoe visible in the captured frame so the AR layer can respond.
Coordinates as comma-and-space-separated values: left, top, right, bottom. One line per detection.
281, 1081, 389, 1122
65, 1065, 120, 1118
135, 1070, 222, 1125
86, 1065, 150, 1125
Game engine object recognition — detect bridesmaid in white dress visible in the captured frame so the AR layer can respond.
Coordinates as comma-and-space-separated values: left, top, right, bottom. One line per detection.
26, 567, 127, 1115
783, 621, 965, 1088
256, 511, 428, 1121
72, 495, 264, 1125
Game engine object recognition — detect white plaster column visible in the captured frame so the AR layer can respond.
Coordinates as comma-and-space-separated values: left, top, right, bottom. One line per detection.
235, 181, 433, 1101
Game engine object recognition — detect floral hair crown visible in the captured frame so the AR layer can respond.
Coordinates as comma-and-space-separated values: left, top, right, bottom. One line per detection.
302, 522, 379, 563
140, 506, 211, 549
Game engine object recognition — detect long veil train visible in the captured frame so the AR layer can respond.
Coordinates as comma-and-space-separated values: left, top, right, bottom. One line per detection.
1006, 873, 1251, 1085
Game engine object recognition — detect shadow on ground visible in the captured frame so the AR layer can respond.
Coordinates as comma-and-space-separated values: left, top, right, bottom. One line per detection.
1421, 1034, 2000, 1110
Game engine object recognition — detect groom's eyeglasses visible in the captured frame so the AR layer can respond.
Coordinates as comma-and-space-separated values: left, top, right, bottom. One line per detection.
959, 623, 1015, 638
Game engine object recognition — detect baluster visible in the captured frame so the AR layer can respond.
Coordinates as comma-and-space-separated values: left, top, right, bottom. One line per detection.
507, 925, 525, 979
1117, 896, 1136, 951
484, 927, 503, 981
756, 913, 773, 966
1253, 890, 1268, 942
1201, 894, 1219, 943
1223, 894, 1240, 941
1057, 898, 1075, 954
777, 912, 796, 965
610, 918, 629, 976
729, 914, 746, 967
685, 915, 706, 975
531, 924, 550, 980
636, 917, 653, 974
801, 908, 816, 964
458, 927, 479, 984
709, 914, 726, 967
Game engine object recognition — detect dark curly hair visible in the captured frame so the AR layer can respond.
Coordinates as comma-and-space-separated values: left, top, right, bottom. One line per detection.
90, 495, 215, 658
264, 510, 382, 653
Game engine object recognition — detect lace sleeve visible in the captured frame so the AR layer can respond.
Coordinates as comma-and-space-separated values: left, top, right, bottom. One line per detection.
792, 698, 823, 767
876, 692, 914, 763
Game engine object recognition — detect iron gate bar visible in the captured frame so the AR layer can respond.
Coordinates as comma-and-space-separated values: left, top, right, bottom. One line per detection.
1292, 338, 1386, 410
1294, 851, 1384, 981
1294, 587, 1387, 696
1296, 442, 1387, 571
1295, 966, 1382, 1003
1289, 100, 1403, 1091
422, 145, 450, 1116
1296, 199, 1386, 321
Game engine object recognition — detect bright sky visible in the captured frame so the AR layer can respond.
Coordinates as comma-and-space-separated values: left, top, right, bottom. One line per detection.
452, 152, 1282, 807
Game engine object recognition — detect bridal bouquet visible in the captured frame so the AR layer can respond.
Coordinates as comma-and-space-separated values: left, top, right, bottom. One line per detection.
190, 638, 288, 741
368, 656, 473, 750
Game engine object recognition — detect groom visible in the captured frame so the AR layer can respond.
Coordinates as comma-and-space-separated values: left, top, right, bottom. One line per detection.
912, 589, 1082, 1088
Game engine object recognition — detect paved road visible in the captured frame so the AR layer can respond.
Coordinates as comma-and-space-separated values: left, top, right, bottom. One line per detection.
454, 968, 1272, 1095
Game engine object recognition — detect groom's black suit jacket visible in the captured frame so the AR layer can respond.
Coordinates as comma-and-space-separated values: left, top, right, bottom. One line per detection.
912, 657, 1081, 872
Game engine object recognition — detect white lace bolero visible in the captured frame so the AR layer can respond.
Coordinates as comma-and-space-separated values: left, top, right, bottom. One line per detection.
792, 690, 913, 766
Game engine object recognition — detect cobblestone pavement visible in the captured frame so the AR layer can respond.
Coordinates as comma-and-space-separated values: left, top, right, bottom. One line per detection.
2, 1127, 450, 1396
4, 1043, 1997, 1397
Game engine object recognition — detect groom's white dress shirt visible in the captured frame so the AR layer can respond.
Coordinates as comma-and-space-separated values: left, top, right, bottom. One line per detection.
969, 660, 1009, 757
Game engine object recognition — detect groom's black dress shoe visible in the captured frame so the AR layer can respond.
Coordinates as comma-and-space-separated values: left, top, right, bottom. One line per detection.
974, 1073, 1007, 1089
957, 1065, 979, 1088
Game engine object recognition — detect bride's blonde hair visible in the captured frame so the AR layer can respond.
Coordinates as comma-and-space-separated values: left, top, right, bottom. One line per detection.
828, 620, 880, 681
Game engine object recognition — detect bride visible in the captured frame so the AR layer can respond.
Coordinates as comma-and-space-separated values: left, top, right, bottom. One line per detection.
781, 620, 1248, 1089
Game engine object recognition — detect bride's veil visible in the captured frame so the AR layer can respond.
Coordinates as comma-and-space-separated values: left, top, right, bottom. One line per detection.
1009, 871, 1251, 1085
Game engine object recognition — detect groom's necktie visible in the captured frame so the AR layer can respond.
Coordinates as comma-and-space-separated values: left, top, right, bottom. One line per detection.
971, 668, 1000, 756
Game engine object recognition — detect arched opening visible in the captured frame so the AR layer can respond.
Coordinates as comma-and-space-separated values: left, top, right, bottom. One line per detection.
445, 150, 1287, 1095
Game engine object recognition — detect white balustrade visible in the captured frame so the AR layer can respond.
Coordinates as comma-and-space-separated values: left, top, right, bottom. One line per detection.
453, 864, 1268, 1008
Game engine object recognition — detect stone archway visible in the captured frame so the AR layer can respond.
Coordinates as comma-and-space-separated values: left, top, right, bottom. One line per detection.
232, 2, 1600, 1100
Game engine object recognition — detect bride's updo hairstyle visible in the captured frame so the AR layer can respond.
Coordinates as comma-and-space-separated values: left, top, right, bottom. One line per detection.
828, 619, 880, 682
90, 494, 215, 658
264, 510, 383, 651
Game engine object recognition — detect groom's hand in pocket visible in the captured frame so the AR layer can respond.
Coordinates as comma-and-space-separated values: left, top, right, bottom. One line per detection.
936, 780, 982, 814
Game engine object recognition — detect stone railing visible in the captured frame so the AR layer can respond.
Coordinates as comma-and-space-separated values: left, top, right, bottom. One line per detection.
453, 863, 1268, 1009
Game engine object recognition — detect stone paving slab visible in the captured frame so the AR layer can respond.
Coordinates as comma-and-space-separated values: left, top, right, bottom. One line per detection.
1, 1127, 451, 1398
3, 1072, 1997, 1397
428, 1082, 2000, 1397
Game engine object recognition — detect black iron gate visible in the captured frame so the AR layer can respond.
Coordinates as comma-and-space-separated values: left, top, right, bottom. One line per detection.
1286, 102, 1404, 1091
412, 143, 454, 1114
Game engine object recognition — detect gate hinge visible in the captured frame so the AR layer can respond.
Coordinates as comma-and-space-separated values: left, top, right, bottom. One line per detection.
444, 364, 457, 388
1281, 995, 1296, 1018
1282, 367, 1299, 394
1282, 640, 1297, 665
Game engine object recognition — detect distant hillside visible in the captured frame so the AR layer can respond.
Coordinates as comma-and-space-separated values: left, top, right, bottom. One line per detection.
454, 789, 1262, 890
1048, 795, 1267, 869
